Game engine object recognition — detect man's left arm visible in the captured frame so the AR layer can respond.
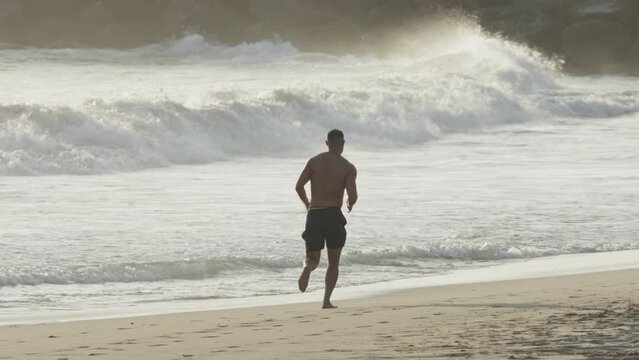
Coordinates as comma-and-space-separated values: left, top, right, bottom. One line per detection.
295, 160, 312, 210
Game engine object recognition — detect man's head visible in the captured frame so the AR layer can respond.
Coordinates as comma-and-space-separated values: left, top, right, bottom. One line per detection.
326, 129, 345, 154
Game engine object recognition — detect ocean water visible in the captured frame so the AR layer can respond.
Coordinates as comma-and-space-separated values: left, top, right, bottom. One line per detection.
1, 28, 638, 322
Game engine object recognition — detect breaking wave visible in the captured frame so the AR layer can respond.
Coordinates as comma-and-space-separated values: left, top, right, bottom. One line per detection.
2, 33, 639, 176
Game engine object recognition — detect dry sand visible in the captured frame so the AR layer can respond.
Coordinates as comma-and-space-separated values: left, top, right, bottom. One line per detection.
1, 269, 638, 360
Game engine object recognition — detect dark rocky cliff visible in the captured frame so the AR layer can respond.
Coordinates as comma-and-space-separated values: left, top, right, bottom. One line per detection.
473, 0, 639, 73
0, 0, 637, 73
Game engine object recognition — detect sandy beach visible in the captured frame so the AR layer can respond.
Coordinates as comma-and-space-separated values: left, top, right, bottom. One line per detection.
1, 268, 638, 360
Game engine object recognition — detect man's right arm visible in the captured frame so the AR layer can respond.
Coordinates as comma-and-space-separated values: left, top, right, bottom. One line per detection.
295, 160, 312, 210
345, 164, 358, 212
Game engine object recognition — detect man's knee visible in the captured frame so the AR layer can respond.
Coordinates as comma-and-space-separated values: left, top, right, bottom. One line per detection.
305, 257, 319, 271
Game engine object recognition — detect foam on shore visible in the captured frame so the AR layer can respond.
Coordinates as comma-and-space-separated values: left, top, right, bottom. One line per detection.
3, 249, 637, 326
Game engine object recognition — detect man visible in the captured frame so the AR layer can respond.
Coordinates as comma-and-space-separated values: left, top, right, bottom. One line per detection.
295, 129, 358, 309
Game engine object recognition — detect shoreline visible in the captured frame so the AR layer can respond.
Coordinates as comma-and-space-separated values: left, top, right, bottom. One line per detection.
2, 249, 639, 327
1, 267, 638, 359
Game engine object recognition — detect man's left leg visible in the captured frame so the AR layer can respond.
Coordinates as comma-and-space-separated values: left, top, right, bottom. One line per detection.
323, 247, 342, 309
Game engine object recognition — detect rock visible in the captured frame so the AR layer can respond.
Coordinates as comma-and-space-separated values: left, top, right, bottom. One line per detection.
627, 36, 639, 62
512, 0, 573, 14
0, 0, 24, 43
475, 0, 513, 7
242, 22, 273, 43
92, 20, 162, 48
247, 0, 294, 26
364, 0, 421, 29
162, 0, 212, 35
477, 5, 561, 52
20, 0, 85, 21
23, 17, 81, 46
569, 0, 637, 29
111, 0, 167, 24
287, 17, 363, 53
326, 0, 386, 19
245, 0, 363, 46
77, 1, 114, 34
201, 2, 253, 43
0, 0, 22, 21
247, 0, 339, 28
562, 19, 633, 67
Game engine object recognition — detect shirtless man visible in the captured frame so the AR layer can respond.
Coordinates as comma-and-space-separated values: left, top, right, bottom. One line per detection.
295, 129, 358, 309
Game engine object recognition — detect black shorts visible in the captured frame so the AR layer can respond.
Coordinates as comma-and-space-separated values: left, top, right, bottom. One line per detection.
301, 207, 347, 252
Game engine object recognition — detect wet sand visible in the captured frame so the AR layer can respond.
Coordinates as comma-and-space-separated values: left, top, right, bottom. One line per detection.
1, 268, 638, 359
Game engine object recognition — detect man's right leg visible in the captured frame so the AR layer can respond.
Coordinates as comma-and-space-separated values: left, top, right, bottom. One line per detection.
298, 250, 320, 292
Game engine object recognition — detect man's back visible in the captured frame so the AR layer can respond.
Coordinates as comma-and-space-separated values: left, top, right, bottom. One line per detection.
308, 152, 354, 208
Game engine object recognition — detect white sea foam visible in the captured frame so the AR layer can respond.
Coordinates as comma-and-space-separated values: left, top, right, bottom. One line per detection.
3, 32, 639, 175
2, 241, 631, 288
1, 34, 301, 65
2, 85, 638, 175
0, 256, 298, 287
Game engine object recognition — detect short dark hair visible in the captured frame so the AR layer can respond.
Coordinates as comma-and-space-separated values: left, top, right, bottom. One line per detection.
327, 129, 344, 141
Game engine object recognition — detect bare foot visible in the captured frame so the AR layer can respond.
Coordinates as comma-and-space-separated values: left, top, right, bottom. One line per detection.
322, 303, 338, 309
298, 268, 311, 292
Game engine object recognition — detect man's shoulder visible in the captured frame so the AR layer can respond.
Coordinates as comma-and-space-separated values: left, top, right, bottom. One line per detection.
308, 152, 327, 163
340, 156, 355, 169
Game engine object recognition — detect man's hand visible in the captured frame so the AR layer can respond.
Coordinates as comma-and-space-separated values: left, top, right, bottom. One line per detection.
347, 201, 353, 213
